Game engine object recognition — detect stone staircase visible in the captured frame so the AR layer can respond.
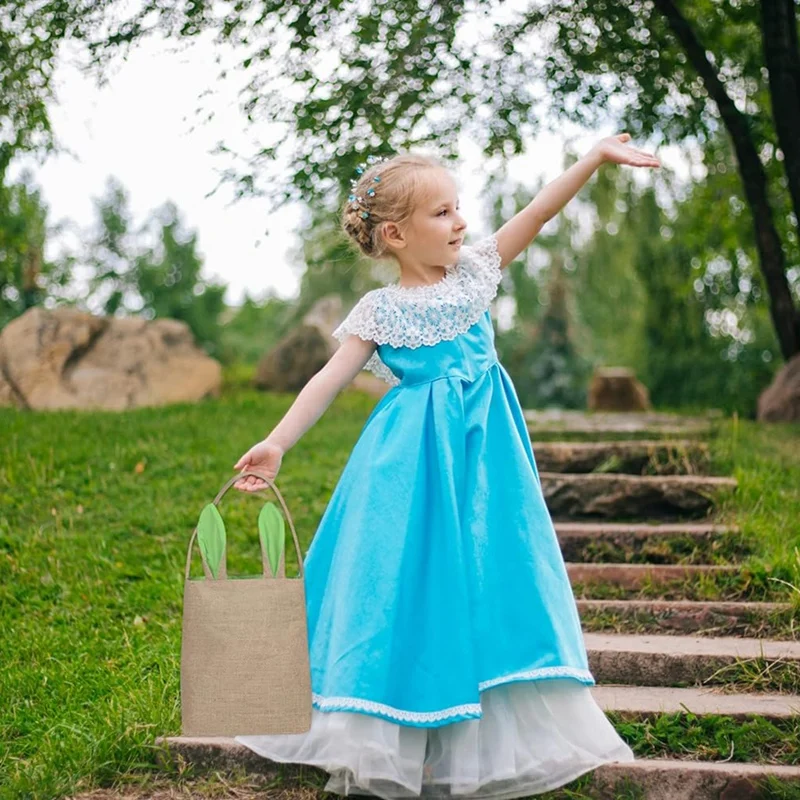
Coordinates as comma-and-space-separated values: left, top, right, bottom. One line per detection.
154, 411, 799, 799
536, 411, 800, 797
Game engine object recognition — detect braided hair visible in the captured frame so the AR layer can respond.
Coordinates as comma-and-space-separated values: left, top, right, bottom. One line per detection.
340, 152, 445, 261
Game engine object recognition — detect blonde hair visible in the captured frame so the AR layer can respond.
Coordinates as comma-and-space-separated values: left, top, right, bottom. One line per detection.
340, 152, 447, 261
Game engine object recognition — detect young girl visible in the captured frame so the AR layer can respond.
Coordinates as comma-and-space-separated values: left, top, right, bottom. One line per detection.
232, 136, 661, 798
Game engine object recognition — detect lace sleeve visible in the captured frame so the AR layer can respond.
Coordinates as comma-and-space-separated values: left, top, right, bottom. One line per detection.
332, 291, 401, 387
332, 291, 378, 344
459, 233, 503, 290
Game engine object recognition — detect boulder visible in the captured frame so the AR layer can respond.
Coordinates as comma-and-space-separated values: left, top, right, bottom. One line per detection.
588, 367, 651, 412
757, 353, 800, 422
255, 294, 390, 398
0, 307, 221, 411
254, 324, 331, 392
0, 370, 16, 405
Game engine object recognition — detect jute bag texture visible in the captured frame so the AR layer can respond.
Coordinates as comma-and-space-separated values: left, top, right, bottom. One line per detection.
181, 469, 312, 736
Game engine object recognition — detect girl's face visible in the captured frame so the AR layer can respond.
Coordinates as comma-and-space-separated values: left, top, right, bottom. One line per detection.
401, 169, 468, 267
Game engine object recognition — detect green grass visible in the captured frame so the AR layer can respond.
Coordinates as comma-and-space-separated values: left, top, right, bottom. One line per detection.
702, 657, 800, 694
570, 562, 799, 602
1, 390, 799, 799
609, 711, 800, 764
567, 530, 753, 565
0, 387, 373, 800
711, 414, 800, 584
579, 603, 800, 640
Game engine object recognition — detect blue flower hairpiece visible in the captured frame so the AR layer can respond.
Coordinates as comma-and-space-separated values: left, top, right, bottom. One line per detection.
349, 154, 391, 219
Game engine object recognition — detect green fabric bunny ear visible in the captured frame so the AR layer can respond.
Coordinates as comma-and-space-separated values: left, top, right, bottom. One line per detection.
196, 503, 226, 579
258, 502, 285, 578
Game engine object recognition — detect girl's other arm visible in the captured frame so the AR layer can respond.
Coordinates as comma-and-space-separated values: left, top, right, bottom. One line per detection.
233, 335, 377, 491
493, 133, 660, 269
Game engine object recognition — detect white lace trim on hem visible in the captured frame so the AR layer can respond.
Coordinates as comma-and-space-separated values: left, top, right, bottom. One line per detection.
313, 693, 482, 723
312, 666, 594, 724
479, 666, 594, 690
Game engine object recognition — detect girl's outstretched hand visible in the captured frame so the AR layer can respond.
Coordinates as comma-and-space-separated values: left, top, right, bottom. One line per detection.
593, 133, 661, 168
233, 440, 284, 492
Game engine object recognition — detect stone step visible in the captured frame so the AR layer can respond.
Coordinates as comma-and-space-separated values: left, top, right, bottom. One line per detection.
578, 599, 797, 637
535, 439, 710, 474
588, 758, 800, 800
152, 738, 800, 800
585, 632, 800, 688
588, 759, 800, 800
567, 562, 739, 591
542, 472, 737, 519
525, 409, 718, 438
592, 684, 799, 721
555, 521, 743, 563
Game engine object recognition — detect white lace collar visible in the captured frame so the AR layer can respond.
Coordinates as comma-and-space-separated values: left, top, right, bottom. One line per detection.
381, 260, 460, 298
332, 233, 503, 386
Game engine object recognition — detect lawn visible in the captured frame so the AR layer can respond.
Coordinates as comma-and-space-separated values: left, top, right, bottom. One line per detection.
1, 386, 799, 799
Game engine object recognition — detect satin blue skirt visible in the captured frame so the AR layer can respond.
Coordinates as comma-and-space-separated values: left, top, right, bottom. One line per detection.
301, 309, 592, 725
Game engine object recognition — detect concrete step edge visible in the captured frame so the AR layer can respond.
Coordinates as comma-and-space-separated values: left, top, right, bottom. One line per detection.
584, 632, 800, 660
585, 633, 800, 688
591, 758, 800, 798
592, 684, 799, 720
537, 439, 708, 450
577, 599, 793, 613
541, 472, 738, 487
567, 562, 740, 590
556, 522, 737, 536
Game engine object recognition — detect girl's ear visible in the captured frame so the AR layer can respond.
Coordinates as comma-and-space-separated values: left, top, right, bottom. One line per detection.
382, 221, 406, 251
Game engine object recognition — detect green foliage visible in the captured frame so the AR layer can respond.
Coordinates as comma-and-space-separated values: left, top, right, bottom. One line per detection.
218, 294, 296, 366
3, 0, 798, 362
65, 177, 228, 356
3, 1, 798, 402
0, 2, 98, 165
498, 268, 591, 409
488, 146, 781, 415
131, 201, 227, 357
570, 164, 649, 371
489, 163, 590, 409
220, 361, 258, 394
0, 167, 72, 328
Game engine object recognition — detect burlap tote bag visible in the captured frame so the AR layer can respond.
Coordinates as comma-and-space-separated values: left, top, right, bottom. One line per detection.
181, 469, 312, 736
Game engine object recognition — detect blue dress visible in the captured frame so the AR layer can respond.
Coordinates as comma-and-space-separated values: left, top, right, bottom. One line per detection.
235, 234, 634, 797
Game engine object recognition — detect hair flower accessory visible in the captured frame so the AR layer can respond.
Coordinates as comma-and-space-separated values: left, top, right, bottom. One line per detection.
349, 154, 391, 218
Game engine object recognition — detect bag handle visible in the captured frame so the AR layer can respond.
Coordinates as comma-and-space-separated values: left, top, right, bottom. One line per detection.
184, 469, 306, 582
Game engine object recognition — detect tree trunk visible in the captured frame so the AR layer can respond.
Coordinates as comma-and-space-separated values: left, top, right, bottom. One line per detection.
654, 0, 800, 360
761, 0, 800, 243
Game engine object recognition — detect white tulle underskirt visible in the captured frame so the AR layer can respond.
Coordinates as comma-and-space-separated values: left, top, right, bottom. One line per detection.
234, 679, 635, 799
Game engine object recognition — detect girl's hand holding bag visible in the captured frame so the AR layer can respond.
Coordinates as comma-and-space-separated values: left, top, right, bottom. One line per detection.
180, 468, 312, 736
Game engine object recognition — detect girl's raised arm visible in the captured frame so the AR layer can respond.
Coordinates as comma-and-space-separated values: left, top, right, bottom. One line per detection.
493, 133, 660, 269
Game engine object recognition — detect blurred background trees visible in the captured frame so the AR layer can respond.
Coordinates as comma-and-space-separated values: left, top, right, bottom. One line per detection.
1, 0, 798, 414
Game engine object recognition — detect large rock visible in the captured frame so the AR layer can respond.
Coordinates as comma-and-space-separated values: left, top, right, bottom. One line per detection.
757, 353, 800, 422
255, 295, 390, 398
588, 367, 651, 412
254, 324, 331, 392
0, 307, 221, 411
